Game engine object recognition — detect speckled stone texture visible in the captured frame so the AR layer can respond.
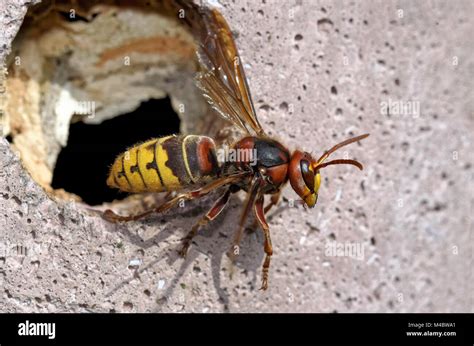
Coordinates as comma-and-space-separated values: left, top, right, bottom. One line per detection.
0, 0, 472, 312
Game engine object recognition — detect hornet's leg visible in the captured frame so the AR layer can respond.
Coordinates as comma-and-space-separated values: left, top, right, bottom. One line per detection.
248, 191, 281, 231
179, 187, 233, 258
254, 194, 273, 291
103, 206, 155, 223
103, 173, 248, 223
263, 191, 282, 215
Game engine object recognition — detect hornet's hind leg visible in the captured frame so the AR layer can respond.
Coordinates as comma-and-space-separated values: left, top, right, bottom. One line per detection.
102, 173, 247, 224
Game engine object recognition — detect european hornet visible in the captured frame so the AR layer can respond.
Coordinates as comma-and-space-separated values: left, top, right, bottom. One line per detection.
104, 1, 369, 290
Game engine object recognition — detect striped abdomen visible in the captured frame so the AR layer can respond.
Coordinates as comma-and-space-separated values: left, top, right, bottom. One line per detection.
107, 135, 220, 193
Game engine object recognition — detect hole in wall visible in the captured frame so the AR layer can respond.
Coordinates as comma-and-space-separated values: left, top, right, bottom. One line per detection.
51, 98, 180, 205
2, 0, 229, 206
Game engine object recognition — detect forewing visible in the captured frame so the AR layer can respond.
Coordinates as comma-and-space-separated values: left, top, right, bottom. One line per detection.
179, 2, 265, 136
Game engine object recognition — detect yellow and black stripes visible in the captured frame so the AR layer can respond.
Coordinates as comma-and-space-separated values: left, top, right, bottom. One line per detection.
107, 135, 220, 193
129, 149, 148, 189
144, 140, 166, 189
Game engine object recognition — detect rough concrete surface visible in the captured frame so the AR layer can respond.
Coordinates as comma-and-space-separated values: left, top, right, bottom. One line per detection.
0, 0, 473, 312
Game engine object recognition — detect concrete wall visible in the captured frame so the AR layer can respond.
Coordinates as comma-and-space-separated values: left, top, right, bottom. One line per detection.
0, 0, 472, 312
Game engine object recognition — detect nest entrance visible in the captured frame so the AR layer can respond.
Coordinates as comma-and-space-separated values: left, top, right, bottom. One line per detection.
1, 0, 227, 206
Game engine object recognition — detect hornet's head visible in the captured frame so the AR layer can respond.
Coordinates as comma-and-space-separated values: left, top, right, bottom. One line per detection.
288, 134, 369, 208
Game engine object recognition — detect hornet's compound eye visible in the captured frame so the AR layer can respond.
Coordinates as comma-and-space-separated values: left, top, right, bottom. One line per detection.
300, 159, 315, 192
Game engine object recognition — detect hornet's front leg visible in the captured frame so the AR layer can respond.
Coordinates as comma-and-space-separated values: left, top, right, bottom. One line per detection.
254, 194, 273, 291
248, 190, 281, 232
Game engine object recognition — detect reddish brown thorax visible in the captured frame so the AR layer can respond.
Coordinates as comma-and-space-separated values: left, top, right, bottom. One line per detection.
229, 136, 290, 193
